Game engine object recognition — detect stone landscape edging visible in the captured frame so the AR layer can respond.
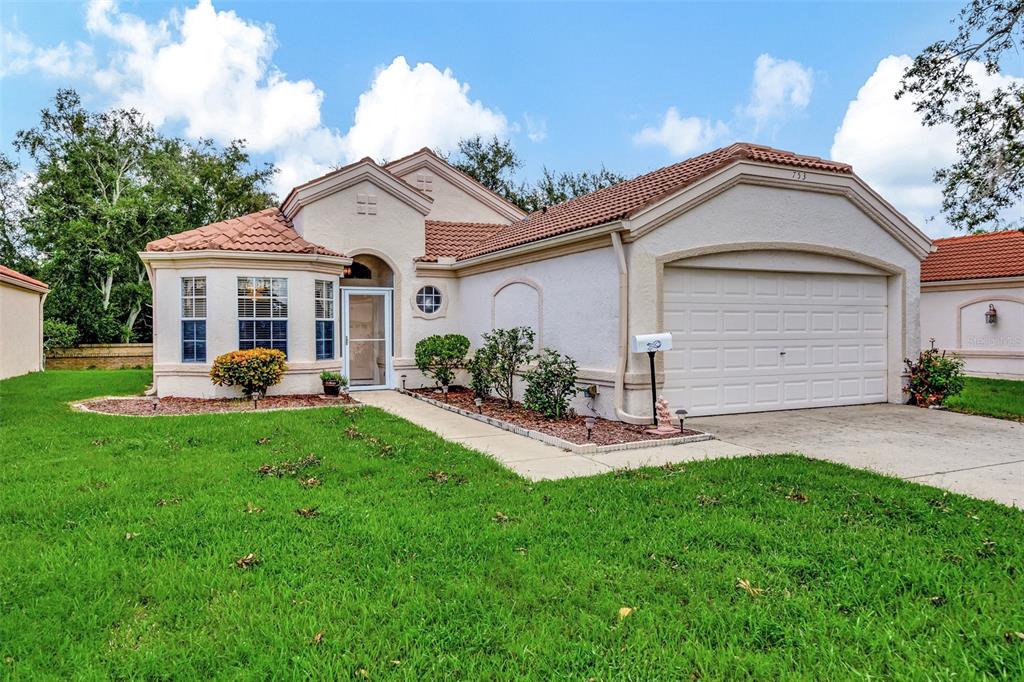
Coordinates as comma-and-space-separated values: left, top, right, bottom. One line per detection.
70, 395, 364, 417
398, 388, 716, 453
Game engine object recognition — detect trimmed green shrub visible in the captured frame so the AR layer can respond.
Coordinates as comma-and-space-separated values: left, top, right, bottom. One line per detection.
210, 348, 288, 399
479, 327, 536, 407
523, 349, 579, 419
319, 370, 347, 385
42, 319, 79, 351
414, 334, 470, 388
466, 347, 495, 400
904, 340, 966, 407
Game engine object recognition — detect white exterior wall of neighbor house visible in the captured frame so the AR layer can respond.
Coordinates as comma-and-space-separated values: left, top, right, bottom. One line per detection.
920, 280, 1024, 378
621, 180, 923, 416
451, 246, 622, 417
149, 262, 343, 397
0, 281, 46, 380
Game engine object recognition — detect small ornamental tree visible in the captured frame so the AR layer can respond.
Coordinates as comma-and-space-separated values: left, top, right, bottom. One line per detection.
210, 348, 287, 399
904, 340, 966, 407
414, 334, 470, 389
479, 327, 536, 407
42, 319, 79, 351
523, 349, 579, 419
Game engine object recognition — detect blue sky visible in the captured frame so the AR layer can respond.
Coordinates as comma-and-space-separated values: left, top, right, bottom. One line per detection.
0, 0, 1000, 236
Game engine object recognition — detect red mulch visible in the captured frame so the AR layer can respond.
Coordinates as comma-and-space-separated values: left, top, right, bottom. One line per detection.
79, 393, 356, 416
410, 387, 701, 446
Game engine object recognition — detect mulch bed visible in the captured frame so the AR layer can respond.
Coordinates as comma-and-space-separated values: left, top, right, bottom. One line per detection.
410, 386, 701, 446
78, 393, 356, 416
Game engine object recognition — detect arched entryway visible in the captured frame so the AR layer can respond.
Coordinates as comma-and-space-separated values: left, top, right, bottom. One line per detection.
342, 254, 394, 389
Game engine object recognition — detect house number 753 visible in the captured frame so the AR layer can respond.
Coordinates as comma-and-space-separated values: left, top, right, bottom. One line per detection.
792, 171, 808, 180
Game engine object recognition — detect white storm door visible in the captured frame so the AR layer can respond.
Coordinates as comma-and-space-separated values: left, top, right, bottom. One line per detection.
662, 267, 888, 416
343, 288, 393, 390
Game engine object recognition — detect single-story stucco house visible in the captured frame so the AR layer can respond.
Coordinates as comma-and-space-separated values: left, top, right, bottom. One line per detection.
920, 229, 1024, 379
139, 142, 933, 420
0, 264, 48, 380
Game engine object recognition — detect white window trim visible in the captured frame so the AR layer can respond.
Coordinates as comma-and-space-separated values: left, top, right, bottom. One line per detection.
314, 279, 336, 360
410, 282, 448, 320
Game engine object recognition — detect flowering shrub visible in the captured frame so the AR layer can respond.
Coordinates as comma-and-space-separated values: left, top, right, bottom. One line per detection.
904, 340, 966, 407
210, 348, 287, 399
414, 334, 470, 388
523, 349, 579, 419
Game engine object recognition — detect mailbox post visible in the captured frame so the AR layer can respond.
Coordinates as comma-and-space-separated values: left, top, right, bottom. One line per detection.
631, 333, 673, 426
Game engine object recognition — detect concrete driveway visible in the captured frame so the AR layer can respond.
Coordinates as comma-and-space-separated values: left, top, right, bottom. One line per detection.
690, 404, 1023, 509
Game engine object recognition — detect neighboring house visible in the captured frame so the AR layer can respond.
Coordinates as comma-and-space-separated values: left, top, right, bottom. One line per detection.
0, 265, 48, 380
920, 230, 1024, 379
139, 143, 932, 419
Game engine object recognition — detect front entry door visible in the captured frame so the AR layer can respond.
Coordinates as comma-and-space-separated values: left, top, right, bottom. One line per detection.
343, 288, 393, 390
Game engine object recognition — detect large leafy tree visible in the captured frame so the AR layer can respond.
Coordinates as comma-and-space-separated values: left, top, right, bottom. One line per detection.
0, 152, 34, 274
899, 0, 1024, 230
12, 89, 275, 343
446, 135, 624, 212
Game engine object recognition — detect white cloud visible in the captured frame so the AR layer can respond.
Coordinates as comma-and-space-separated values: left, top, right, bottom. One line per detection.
831, 55, 1021, 236
523, 113, 547, 142
0, 23, 94, 78
340, 56, 508, 162
632, 106, 728, 156
744, 53, 813, 129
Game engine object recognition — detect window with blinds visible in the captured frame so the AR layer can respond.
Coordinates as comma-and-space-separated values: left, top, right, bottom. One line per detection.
237, 277, 288, 356
181, 277, 206, 362
314, 280, 334, 360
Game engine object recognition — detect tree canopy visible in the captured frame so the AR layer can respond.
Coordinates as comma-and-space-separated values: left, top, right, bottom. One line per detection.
899, 0, 1024, 230
6, 89, 276, 343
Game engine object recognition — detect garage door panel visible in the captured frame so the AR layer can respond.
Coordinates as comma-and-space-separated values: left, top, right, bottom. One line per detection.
663, 267, 888, 415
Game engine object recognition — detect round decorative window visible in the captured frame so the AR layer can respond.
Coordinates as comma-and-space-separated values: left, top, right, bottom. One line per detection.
415, 285, 443, 314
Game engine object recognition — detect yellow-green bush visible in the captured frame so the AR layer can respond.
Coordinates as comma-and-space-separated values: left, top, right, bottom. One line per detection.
210, 348, 287, 399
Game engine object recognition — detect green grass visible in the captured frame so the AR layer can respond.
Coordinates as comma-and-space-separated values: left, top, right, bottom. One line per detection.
946, 376, 1024, 421
1, 371, 1022, 680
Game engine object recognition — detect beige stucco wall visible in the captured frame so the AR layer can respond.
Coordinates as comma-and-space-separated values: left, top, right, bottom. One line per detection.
150, 262, 342, 398
622, 183, 923, 415
0, 282, 45, 380
921, 282, 1024, 378
395, 169, 513, 224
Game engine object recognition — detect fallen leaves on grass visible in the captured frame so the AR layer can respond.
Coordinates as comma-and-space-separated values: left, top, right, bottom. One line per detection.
618, 607, 634, 621
426, 470, 449, 484
1005, 631, 1024, 643
256, 454, 321, 478
736, 578, 764, 598
91, 438, 109, 447
155, 497, 180, 507
312, 631, 324, 646
977, 539, 997, 558
295, 507, 319, 518
124, 532, 136, 541
235, 553, 259, 569
785, 489, 809, 503
355, 668, 369, 678
696, 494, 720, 507
492, 511, 510, 524
244, 502, 263, 514
930, 595, 947, 607
256, 437, 271, 445
299, 477, 321, 488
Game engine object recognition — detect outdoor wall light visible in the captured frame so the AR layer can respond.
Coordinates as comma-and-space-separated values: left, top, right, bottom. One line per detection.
675, 409, 688, 433
584, 416, 596, 441
400, 374, 407, 390
985, 303, 998, 325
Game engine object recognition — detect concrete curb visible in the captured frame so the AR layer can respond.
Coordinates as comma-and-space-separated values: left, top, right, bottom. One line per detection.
399, 389, 716, 453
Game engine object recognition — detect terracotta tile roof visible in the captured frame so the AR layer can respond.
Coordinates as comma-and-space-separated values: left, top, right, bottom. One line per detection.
418, 220, 508, 262
0, 264, 48, 290
921, 229, 1024, 282
145, 208, 343, 257
454, 142, 853, 260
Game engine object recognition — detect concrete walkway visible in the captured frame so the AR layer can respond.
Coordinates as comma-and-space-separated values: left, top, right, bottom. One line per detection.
355, 390, 757, 480
690, 404, 1023, 509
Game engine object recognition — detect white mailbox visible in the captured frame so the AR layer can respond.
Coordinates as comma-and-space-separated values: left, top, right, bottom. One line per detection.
631, 332, 673, 354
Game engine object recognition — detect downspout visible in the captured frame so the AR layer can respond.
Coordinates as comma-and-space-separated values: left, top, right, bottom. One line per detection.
39, 290, 48, 372
611, 231, 649, 424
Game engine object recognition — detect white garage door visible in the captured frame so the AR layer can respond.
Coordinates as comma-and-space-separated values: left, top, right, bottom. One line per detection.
662, 267, 887, 416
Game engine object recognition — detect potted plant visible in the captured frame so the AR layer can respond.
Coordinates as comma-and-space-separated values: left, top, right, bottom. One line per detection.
319, 370, 346, 396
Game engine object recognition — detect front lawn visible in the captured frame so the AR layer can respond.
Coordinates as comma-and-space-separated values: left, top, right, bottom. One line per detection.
1, 371, 1022, 679
946, 376, 1024, 421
